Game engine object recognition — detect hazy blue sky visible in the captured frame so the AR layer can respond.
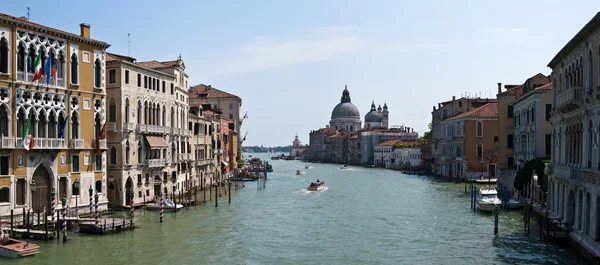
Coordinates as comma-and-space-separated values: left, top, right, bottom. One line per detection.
4, 1, 599, 146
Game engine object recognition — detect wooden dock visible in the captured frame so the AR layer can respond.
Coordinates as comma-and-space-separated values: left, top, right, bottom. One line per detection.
78, 218, 135, 235
11, 228, 57, 240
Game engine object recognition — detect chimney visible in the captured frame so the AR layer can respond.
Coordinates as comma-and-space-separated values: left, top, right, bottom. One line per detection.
497, 83, 502, 94
433, 106, 436, 111
80, 23, 91, 38
452, 96, 456, 101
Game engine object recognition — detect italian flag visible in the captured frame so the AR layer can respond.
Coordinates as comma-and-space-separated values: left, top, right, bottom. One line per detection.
31, 51, 43, 82
22, 112, 34, 151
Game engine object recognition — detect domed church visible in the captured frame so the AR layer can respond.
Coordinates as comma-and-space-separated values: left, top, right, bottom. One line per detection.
364, 101, 389, 129
330, 85, 362, 131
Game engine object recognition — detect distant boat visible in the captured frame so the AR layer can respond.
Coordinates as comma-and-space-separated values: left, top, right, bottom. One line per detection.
145, 199, 183, 211
296, 170, 302, 175
307, 180, 325, 191
305, 165, 309, 169
340, 165, 348, 169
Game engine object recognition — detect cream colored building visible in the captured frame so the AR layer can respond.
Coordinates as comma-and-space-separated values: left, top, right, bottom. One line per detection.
189, 106, 218, 190
190, 84, 242, 147
512, 83, 553, 166
0, 14, 110, 216
104, 53, 190, 207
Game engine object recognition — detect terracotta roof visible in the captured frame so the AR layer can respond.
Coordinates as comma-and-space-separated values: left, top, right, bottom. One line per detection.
0, 12, 110, 49
376, 140, 399, 146
447, 103, 498, 120
534, 83, 552, 91
498, 84, 523, 96
190, 84, 240, 99
136, 60, 169, 69
106, 52, 136, 63
513, 83, 553, 105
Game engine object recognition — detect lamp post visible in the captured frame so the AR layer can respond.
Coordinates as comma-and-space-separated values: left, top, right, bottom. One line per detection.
73, 180, 80, 218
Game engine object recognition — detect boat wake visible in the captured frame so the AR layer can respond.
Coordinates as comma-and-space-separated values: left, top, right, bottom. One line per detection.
297, 187, 329, 194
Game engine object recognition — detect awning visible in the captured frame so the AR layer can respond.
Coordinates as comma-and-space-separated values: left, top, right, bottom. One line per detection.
145, 136, 169, 149
221, 161, 229, 166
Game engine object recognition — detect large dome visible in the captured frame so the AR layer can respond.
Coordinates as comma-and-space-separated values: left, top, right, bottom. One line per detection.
365, 110, 381, 122
331, 102, 360, 119
330, 86, 360, 119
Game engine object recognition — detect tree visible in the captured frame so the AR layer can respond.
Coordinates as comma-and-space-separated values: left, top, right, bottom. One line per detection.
423, 122, 432, 140
482, 148, 497, 184
514, 157, 549, 194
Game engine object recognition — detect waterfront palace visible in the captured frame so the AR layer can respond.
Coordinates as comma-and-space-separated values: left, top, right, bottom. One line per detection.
0, 12, 241, 216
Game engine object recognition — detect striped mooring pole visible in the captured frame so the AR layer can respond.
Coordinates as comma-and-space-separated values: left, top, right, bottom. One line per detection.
160, 193, 164, 223
50, 189, 56, 224
61, 195, 67, 242
88, 186, 93, 220
94, 192, 99, 227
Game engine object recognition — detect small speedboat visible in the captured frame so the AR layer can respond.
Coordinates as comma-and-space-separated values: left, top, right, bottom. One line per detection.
296, 170, 302, 175
340, 165, 348, 169
0, 225, 39, 258
307, 180, 325, 191
507, 199, 524, 209
145, 199, 184, 211
305, 165, 309, 169
476, 187, 502, 212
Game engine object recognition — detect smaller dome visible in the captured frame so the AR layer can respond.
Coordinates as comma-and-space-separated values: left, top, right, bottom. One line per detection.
365, 110, 382, 123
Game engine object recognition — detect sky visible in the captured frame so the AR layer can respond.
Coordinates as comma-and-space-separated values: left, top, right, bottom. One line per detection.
4, 1, 599, 146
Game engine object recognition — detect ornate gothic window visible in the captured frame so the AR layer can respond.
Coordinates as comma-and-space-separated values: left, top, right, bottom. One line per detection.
137, 142, 143, 164
48, 112, 57, 138
57, 52, 65, 78
71, 53, 78, 84
94, 58, 101, 88
137, 100, 142, 124
0, 104, 8, 136
476, 121, 483, 137
124, 98, 130, 123
0, 37, 8, 74
17, 42, 25, 72
37, 109, 47, 138
94, 113, 102, 138
27, 44, 36, 73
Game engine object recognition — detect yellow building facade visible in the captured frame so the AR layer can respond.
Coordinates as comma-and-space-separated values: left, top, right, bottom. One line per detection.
0, 14, 110, 216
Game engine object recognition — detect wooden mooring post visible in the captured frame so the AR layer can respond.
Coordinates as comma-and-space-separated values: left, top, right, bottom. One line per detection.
228, 180, 231, 204
493, 207, 499, 234
44, 210, 48, 241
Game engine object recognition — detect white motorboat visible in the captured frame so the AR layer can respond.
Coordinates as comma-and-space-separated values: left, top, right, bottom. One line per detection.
305, 165, 310, 169
145, 199, 184, 211
340, 165, 348, 169
507, 198, 524, 209
296, 170, 302, 175
476, 187, 502, 212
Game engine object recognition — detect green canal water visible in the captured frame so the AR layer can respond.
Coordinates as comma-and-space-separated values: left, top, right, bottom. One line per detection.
2, 153, 590, 265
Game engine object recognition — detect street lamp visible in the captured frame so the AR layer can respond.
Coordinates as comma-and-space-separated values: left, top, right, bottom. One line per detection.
73, 180, 80, 217
30, 180, 36, 210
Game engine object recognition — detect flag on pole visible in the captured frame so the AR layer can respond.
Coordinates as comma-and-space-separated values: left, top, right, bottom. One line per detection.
44, 56, 53, 84
51, 56, 58, 81
96, 123, 107, 155
22, 111, 34, 151
58, 115, 69, 138
31, 51, 43, 82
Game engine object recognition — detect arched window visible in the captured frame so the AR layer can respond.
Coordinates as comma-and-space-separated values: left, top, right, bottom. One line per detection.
71, 53, 78, 84
125, 141, 131, 165
95, 180, 103, 193
476, 121, 483, 137
27, 44, 36, 73
16, 108, 26, 137
0, 37, 8, 74
0, 104, 8, 136
71, 182, 80, 196
124, 98, 130, 123
94, 58, 101, 88
94, 113, 101, 139
37, 109, 47, 138
171, 107, 175, 127
71, 112, 79, 139
110, 146, 117, 165
137, 100, 142, 124
48, 111, 57, 138
162, 108, 166, 127
109, 98, 116, 122
0, 187, 9, 203
477, 143, 483, 158
588, 120, 593, 168
589, 50, 594, 90
57, 51, 65, 79
137, 142, 143, 164
17, 42, 25, 72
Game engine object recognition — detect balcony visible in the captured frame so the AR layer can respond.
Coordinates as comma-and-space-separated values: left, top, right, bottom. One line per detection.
195, 134, 206, 144
553, 164, 582, 183
16, 71, 65, 89
582, 168, 600, 186
18, 138, 67, 149
137, 124, 167, 134
70, 139, 84, 149
108, 122, 118, 132
123, 122, 136, 132
555, 86, 584, 113
178, 153, 189, 161
147, 159, 166, 168
0, 136, 15, 148
98, 139, 107, 149
214, 149, 223, 155
171, 127, 180, 135
197, 159, 212, 166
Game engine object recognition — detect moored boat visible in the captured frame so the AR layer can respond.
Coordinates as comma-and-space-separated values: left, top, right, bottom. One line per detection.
340, 165, 348, 169
145, 199, 184, 211
296, 170, 302, 175
507, 198, 524, 209
0, 225, 40, 258
307, 179, 325, 191
305, 165, 309, 169
476, 187, 502, 212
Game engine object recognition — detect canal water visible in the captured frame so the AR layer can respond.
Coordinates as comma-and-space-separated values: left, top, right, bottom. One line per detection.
3, 153, 590, 265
